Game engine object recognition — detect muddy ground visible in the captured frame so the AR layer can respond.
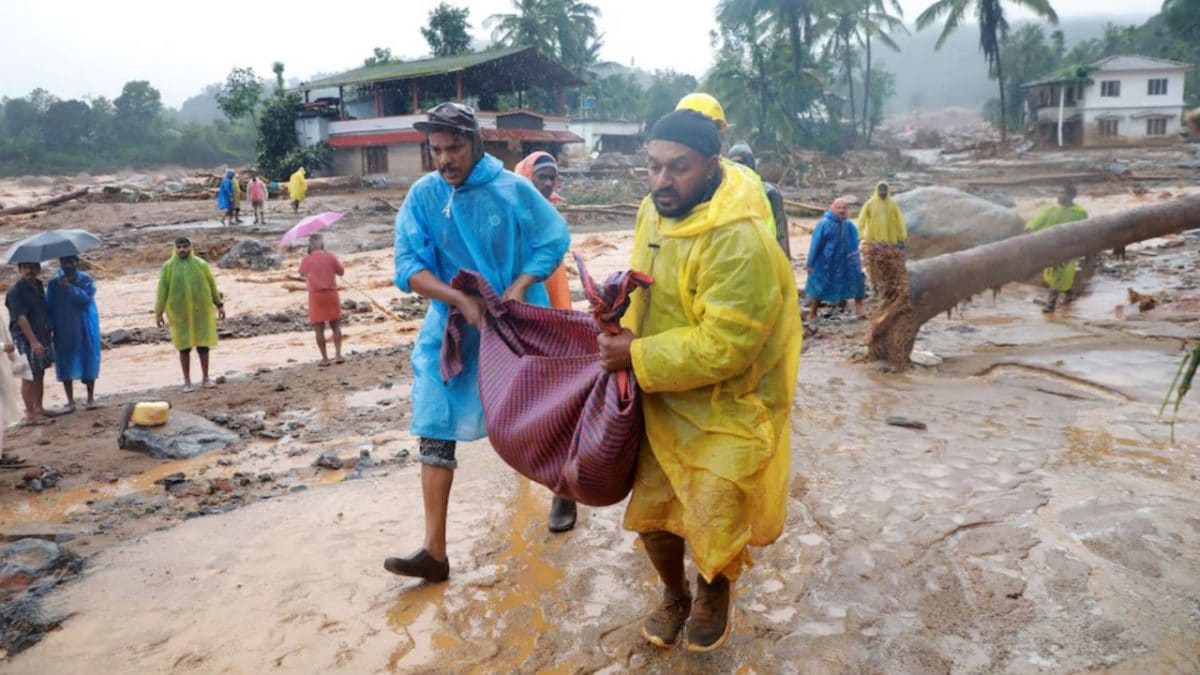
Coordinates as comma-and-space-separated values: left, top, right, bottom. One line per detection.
0, 148, 1198, 672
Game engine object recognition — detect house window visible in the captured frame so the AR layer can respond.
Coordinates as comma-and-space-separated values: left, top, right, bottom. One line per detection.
362, 146, 388, 174
1100, 80, 1121, 97
1147, 118, 1168, 136
1148, 78, 1168, 96
1099, 119, 1120, 137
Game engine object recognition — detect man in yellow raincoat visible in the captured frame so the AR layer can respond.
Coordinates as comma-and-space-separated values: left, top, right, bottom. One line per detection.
155, 237, 225, 392
288, 167, 307, 214
598, 110, 801, 653
858, 181, 907, 302
1026, 183, 1088, 312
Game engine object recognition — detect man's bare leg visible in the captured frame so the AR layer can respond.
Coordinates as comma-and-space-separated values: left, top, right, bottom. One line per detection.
807, 300, 820, 323
198, 348, 212, 386
21, 378, 38, 421
179, 350, 192, 388
421, 464, 453, 561
314, 323, 330, 365
854, 298, 866, 319
62, 380, 76, 411
331, 320, 343, 363
32, 373, 45, 417
84, 380, 96, 407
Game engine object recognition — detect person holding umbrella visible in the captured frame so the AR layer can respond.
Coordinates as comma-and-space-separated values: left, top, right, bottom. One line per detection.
46, 255, 101, 411
297, 234, 344, 366
155, 237, 225, 392
5, 262, 53, 423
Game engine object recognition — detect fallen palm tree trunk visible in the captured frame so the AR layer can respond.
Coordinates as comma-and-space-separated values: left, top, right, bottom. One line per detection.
783, 199, 825, 215
869, 195, 1200, 365
0, 187, 90, 217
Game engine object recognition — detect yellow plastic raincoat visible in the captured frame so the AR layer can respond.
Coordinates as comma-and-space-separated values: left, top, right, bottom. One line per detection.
1026, 203, 1089, 292
288, 168, 307, 202
231, 173, 242, 209
155, 254, 222, 350
622, 164, 802, 582
858, 182, 907, 244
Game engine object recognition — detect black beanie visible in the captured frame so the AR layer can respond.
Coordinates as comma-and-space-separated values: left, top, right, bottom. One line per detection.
648, 110, 721, 158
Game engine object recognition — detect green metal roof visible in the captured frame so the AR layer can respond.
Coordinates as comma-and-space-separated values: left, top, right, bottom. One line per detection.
1021, 65, 1098, 89
299, 46, 584, 91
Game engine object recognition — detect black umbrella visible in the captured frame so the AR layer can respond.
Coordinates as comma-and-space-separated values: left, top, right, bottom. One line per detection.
3, 229, 101, 264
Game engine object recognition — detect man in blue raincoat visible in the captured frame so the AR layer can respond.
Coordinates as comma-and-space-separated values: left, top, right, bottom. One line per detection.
46, 255, 101, 411
217, 170, 235, 226
386, 103, 571, 582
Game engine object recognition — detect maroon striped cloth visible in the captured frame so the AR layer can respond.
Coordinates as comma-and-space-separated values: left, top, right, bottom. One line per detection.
441, 257, 652, 506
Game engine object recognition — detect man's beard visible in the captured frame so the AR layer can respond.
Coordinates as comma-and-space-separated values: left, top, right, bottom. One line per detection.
651, 170, 722, 219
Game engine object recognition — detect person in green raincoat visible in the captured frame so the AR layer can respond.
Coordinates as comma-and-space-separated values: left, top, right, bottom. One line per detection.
155, 237, 226, 392
1026, 184, 1088, 312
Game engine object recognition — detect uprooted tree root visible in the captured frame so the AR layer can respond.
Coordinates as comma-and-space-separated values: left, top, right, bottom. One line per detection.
864, 244, 917, 368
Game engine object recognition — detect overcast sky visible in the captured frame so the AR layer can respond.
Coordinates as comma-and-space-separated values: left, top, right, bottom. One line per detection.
0, 0, 1153, 107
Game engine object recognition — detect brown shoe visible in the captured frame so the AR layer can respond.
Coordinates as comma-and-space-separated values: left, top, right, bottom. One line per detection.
687, 574, 733, 653
642, 587, 692, 649
548, 496, 577, 533
384, 548, 449, 582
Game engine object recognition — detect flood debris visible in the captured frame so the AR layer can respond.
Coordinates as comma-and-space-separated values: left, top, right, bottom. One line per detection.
217, 238, 281, 271
885, 416, 928, 430
119, 411, 239, 460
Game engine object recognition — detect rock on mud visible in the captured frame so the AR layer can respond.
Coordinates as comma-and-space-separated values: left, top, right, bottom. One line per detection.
893, 187, 1026, 260
217, 239, 281, 271
119, 411, 239, 460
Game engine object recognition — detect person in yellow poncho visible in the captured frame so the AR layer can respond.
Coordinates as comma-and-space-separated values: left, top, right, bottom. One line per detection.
858, 181, 907, 303
231, 171, 243, 224
288, 167, 307, 214
598, 110, 801, 653
1027, 183, 1089, 312
675, 93, 785, 254
155, 237, 225, 392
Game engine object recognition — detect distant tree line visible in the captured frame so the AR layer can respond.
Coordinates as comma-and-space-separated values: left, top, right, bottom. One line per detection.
0, 81, 256, 177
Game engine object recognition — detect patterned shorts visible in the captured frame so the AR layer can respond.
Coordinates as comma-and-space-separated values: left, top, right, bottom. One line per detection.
12, 332, 53, 380
418, 438, 458, 470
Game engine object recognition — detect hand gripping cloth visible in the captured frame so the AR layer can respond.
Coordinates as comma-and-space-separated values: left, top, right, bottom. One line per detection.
441, 255, 652, 506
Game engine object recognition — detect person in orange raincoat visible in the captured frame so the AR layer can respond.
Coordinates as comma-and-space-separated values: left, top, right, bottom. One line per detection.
514, 151, 572, 312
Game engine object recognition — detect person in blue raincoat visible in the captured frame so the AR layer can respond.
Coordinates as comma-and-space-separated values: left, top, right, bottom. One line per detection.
385, 102, 571, 583
217, 169, 235, 226
805, 198, 866, 323
46, 255, 101, 411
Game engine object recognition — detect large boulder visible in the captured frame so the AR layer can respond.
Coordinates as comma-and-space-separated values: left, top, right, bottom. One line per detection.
893, 187, 1026, 260
217, 238, 281, 271
119, 410, 239, 459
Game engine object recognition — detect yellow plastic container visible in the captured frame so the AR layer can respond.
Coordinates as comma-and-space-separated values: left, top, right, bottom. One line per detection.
130, 401, 170, 427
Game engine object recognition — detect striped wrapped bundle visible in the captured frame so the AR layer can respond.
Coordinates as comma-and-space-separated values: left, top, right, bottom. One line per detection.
441, 257, 652, 506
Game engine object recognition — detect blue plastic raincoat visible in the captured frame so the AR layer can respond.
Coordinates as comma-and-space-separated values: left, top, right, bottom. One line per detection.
46, 269, 101, 382
217, 171, 235, 211
394, 153, 571, 441
805, 210, 866, 303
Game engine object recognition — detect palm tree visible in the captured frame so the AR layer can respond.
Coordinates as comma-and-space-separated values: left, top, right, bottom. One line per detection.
916, 0, 1058, 142
486, 0, 556, 55
548, 0, 603, 70
820, 3, 863, 141
860, 0, 907, 144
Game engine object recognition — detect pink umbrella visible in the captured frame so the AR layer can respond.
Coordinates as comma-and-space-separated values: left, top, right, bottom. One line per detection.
279, 211, 344, 247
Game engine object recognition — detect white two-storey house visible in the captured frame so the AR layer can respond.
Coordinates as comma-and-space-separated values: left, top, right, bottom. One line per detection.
1022, 55, 1191, 148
